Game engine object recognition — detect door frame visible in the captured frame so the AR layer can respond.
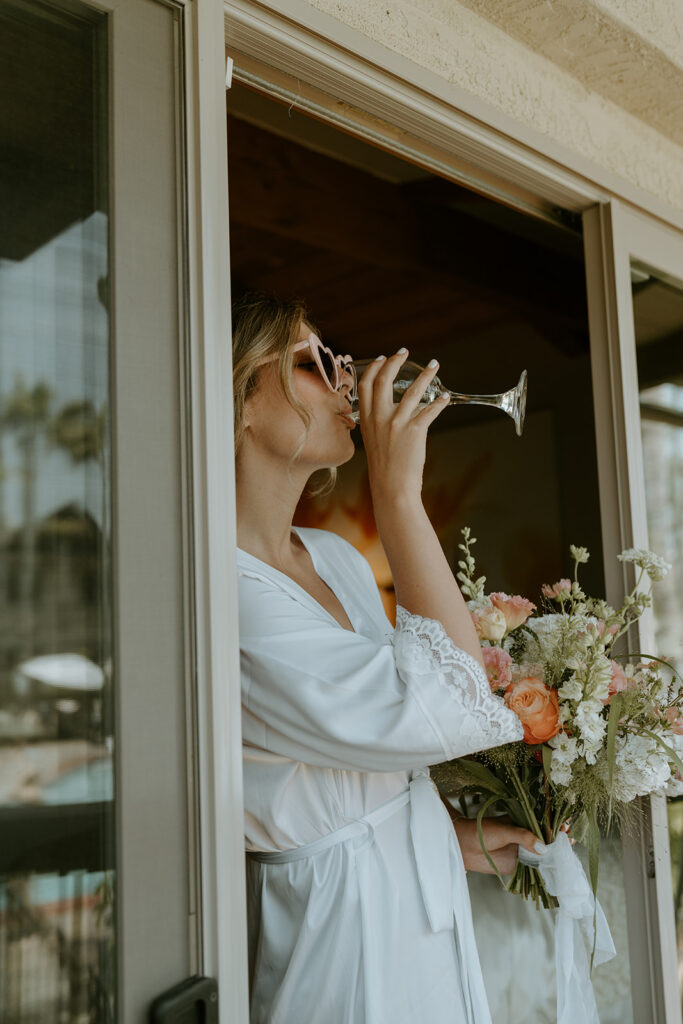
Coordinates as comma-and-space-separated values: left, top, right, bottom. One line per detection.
184, 1, 250, 1022
108, 0, 247, 1018
219, 3, 683, 1022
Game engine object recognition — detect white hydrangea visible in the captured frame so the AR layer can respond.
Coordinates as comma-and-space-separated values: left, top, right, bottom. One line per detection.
520, 614, 565, 660
604, 733, 672, 802
548, 733, 580, 787
664, 733, 683, 797
616, 547, 672, 582
665, 773, 683, 798
574, 700, 607, 764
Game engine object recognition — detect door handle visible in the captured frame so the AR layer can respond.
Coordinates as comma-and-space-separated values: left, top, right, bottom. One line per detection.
149, 975, 218, 1023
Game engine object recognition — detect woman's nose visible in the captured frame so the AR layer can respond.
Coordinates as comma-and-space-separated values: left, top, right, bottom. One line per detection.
339, 363, 355, 398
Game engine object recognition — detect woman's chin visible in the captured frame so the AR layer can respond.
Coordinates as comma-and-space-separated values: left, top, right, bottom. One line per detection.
337, 435, 357, 465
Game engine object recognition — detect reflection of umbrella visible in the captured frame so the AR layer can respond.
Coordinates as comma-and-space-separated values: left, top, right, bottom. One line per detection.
13, 654, 104, 693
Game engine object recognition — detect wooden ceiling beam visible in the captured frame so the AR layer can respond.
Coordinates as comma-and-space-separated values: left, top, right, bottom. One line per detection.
227, 117, 588, 347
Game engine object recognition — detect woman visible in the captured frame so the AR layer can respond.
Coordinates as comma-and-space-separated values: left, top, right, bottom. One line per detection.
234, 291, 539, 1024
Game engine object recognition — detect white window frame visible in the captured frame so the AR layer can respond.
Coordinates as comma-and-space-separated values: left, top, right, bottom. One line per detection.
207, 3, 683, 1021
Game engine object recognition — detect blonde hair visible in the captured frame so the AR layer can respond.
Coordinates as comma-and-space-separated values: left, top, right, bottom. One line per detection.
232, 289, 337, 497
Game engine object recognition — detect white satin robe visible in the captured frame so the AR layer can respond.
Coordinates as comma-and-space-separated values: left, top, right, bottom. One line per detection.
239, 526, 524, 1024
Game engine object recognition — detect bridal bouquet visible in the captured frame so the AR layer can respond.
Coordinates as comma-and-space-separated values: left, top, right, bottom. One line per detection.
431, 528, 683, 922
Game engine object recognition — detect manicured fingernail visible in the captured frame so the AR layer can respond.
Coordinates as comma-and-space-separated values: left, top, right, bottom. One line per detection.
428, 359, 438, 368
374, 354, 386, 362
397, 347, 407, 355
533, 840, 547, 854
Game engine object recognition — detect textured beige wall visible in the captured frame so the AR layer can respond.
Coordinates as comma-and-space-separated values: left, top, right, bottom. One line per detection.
307, 0, 683, 212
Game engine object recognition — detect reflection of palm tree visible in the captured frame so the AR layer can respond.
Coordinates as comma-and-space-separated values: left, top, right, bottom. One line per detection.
48, 398, 111, 735
48, 399, 108, 558
3, 378, 51, 659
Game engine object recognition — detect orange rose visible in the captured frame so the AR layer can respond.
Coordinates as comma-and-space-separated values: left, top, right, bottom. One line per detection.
504, 676, 561, 744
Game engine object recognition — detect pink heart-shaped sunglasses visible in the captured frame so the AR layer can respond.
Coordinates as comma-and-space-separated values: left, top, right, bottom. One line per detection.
256, 332, 356, 395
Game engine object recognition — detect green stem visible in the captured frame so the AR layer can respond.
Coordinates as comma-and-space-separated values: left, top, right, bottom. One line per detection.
508, 764, 544, 839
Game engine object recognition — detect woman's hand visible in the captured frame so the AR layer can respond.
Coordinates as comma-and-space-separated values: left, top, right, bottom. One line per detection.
440, 796, 541, 875
452, 817, 541, 875
358, 348, 449, 504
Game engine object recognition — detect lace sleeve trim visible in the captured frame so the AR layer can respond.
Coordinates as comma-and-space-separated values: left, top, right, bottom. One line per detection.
392, 604, 524, 754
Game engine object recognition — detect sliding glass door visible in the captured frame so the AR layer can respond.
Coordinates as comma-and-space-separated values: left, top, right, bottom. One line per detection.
584, 200, 683, 1024
0, 0, 222, 1018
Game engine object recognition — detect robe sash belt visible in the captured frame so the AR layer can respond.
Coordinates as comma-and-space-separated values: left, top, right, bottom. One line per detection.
518, 832, 617, 1024
248, 766, 492, 1024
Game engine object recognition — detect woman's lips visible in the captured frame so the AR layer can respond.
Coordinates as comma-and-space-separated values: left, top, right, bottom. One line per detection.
338, 410, 356, 427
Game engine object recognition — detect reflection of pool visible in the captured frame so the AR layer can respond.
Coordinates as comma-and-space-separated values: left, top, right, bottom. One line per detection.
42, 757, 113, 804
0, 758, 114, 909
0, 870, 110, 909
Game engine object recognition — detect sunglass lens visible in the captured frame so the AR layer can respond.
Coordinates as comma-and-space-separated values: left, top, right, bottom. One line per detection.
318, 348, 337, 389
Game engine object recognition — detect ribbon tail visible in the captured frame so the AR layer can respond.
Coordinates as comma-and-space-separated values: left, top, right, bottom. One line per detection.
556, 911, 602, 1024
530, 833, 616, 1024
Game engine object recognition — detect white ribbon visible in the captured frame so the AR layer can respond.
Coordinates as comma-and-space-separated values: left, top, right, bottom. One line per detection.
518, 832, 617, 1024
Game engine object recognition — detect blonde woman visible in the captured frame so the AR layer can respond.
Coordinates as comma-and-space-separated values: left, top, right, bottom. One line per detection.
234, 291, 537, 1024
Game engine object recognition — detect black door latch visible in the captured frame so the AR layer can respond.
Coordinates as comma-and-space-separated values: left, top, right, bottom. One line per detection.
149, 975, 218, 1023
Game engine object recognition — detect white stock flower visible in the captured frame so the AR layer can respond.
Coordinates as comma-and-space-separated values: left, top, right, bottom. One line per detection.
548, 733, 579, 787
616, 547, 672, 582
570, 545, 590, 564
558, 673, 583, 703
589, 655, 613, 704
574, 700, 606, 764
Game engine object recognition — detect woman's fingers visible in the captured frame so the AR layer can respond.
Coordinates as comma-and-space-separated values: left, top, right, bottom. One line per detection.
490, 844, 519, 876
371, 348, 411, 418
412, 392, 450, 428
482, 820, 542, 854
393, 358, 441, 420
357, 354, 386, 422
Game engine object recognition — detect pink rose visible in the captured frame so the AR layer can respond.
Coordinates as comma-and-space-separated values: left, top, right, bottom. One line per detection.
541, 578, 572, 600
482, 646, 513, 692
666, 708, 683, 735
489, 592, 536, 633
471, 605, 507, 642
602, 659, 630, 704
594, 619, 618, 639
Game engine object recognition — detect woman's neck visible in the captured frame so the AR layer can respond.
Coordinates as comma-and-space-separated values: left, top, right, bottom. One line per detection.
234, 447, 310, 568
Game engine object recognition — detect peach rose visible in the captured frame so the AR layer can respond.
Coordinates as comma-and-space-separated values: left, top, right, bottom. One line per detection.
482, 646, 513, 692
489, 592, 536, 633
504, 676, 561, 744
541, 578, 572, 600
471, 605, 507, 642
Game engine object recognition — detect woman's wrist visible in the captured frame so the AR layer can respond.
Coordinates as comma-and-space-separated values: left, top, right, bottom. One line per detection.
369, 481, 424, 518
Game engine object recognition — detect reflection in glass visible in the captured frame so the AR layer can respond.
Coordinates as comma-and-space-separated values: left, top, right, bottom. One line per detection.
0, 1, 113, 1021
632, 263, 683, 1002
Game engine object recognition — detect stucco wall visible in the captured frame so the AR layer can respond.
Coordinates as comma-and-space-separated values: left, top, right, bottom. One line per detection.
306, 0, 683, 212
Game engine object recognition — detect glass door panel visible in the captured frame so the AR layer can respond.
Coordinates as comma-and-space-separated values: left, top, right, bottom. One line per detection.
0, 2, 114, 1020
632, 263, 683, 1004
0, 0, 203, 1019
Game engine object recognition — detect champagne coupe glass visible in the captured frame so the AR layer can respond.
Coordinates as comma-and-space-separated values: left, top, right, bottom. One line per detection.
347, 359, 528, 436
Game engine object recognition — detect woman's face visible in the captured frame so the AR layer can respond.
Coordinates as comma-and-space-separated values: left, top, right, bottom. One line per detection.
242, 321, 357, 472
